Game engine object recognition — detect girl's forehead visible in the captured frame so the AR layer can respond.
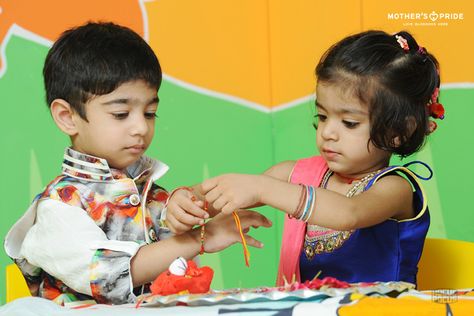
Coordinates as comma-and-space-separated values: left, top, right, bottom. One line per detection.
316, 82, 367, 112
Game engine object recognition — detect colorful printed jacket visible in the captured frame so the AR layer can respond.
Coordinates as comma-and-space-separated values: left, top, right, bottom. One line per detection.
4, 148, 171, 305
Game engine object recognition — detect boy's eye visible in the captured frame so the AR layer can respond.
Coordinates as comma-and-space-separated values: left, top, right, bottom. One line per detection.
145, 112, 158, 119
112, 112, 129, 120
342, 120, 359, 128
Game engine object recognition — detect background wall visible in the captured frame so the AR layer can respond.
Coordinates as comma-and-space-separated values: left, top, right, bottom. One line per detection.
1, 0, 473, 304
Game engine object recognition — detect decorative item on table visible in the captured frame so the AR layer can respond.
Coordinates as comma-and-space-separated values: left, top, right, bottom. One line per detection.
280, 272, 351, 291
150, 257, 214, 296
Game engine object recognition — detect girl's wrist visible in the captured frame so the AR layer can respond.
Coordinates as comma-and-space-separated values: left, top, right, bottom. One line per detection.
259, 175, 272, 206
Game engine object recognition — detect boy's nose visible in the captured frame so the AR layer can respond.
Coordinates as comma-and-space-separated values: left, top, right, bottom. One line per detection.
130, 116, 149, 136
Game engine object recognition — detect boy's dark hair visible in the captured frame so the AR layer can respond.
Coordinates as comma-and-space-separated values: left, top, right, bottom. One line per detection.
43, 22, 162, 120
316, 30, 440, 157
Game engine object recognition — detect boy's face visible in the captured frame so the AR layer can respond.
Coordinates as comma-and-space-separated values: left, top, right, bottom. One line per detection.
71, 80, 158, 170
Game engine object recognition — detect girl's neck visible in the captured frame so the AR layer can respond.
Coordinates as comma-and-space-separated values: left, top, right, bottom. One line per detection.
334, 173, 363, 184
333, 168, 386, 185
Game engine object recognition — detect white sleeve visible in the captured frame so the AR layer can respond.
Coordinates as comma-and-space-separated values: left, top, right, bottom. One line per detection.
20, 199, 141, 297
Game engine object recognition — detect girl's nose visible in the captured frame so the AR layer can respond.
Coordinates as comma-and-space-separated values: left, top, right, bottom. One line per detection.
320, 120, 338, 140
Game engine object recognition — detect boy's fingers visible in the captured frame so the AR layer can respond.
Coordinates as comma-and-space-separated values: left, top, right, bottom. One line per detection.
173, 205, 205, 225
242, 235, 263, 248
177, 197, 209, 219
166, 214, 194, 234
239, 210, 272, 228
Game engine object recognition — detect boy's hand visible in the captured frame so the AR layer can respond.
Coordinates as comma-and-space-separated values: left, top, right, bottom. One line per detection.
201, 174, 263, 214
203, 210, 272, 253
166, 189, 209, 235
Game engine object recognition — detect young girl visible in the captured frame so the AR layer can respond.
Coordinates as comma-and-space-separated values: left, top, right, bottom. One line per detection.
167, 30, 445, 287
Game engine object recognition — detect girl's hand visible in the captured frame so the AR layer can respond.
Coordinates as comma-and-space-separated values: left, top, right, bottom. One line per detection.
201, 174, 264, 214
203, 210, 272, 253
166, 188, 209, 235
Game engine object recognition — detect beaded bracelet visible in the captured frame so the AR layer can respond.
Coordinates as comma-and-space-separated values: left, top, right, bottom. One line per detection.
199, 200, 209, 255
199, 224, 206, 255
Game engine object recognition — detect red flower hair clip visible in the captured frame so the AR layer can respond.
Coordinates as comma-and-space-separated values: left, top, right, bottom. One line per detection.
395, 35, 409, 52
427, 87, 445, 133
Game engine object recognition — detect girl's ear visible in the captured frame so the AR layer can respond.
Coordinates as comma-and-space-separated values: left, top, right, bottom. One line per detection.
50, 99, 80, 136
392, 116, 418, 148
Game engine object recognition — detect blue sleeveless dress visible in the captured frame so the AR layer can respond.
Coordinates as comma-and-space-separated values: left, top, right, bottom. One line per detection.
299, 165, 430, 286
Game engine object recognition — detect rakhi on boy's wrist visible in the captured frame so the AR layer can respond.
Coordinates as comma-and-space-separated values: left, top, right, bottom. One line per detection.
199, 224, 206, 255
199, 199, 209, 255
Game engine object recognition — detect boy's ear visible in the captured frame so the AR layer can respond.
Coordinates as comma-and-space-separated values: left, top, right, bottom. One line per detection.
50, 99, 80, 136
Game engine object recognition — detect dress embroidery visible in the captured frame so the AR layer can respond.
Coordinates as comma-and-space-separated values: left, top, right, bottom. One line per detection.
303, 169, 381, 260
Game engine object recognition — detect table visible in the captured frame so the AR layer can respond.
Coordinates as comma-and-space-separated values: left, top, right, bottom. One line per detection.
1, 285, 473, 315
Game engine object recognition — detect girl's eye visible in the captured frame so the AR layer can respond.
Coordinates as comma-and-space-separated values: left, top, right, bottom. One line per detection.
112, 112, 129, 120
317, 114, 327, 122
343, 120, 359, 128
312, 114, 326, 130
145, 112, 158, 119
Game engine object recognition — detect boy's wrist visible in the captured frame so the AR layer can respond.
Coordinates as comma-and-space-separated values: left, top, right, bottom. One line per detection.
186, 227, 202, 255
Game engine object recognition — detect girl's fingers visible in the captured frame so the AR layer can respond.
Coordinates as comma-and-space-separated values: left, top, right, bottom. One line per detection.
205, 187, 221, 204
201, 177, 218, 194
212, 195, 228, 211
221, 202, 238, 214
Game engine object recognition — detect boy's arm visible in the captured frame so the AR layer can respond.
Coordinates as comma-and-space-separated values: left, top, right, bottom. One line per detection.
130, 209, 272, 286
20, 199, 139, 304
21, 198, 271, 303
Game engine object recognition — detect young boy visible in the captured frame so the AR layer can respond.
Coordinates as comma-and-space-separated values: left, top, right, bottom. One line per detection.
4, 22, 271, 305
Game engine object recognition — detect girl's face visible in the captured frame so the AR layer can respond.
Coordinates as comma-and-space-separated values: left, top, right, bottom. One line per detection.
315, 81, 391, 178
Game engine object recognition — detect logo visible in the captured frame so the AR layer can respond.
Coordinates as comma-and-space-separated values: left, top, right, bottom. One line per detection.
387, 10, 464, 27
429, 11, 439, 22
431, 289, 458, 304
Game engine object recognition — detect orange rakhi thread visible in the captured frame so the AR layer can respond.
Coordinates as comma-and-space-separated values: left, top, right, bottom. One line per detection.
232, 211, 250, 267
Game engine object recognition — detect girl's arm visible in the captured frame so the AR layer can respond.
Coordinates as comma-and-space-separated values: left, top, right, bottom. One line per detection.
165, 161, 295, 234
202, 173, 414, 231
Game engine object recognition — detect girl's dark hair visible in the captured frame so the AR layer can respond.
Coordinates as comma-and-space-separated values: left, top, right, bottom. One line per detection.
316, 30, 440, 157
43, 22, 161, 120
